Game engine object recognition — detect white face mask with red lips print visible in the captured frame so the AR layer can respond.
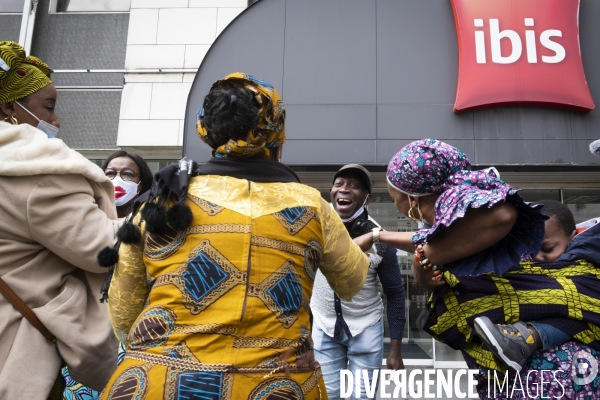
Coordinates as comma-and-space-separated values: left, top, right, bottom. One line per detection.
112, 176, 140, 206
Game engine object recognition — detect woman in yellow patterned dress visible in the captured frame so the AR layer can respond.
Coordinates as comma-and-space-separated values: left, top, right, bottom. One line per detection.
99, 73, 369, 399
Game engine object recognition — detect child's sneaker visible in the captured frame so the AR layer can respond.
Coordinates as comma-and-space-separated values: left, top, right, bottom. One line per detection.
474, 316, 537, 372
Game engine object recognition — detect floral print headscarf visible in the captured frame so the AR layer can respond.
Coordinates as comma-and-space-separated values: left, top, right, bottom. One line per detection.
386, 139, 480, 196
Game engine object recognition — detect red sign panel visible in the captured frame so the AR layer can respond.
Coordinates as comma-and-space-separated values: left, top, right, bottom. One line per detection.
451, 0, 594, 113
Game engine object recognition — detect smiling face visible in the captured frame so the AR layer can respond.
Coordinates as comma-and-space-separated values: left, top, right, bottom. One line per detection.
533, 216, 576, 262
330, 173, 371, 219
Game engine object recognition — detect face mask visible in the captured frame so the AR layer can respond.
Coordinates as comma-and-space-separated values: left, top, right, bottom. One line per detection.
15, 101, 60, 138
112, 176, 140, 206
340, 196, 369, 223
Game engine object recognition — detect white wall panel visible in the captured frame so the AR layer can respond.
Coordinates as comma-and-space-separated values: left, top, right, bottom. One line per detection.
125, 73, 184, 83
127, 9, 158, 45
131, 0, 187, 8
150, 83, 193, 120
157, 8, 217, 45
184, 44, 210, 68
120, 83, 152, 120
125, 44, 185, 69
118, 1, 247, 150
178, 119, 185, 146
183, 73, 196, 83
118, 120, 180, 146
190, 0, 246, 7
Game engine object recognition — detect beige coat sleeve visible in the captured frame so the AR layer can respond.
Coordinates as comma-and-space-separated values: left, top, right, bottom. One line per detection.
318, 197, 369, 301
27, 174, 120, 273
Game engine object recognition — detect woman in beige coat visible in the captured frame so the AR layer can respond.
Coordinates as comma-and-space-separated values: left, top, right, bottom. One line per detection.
0, 41, 120, 399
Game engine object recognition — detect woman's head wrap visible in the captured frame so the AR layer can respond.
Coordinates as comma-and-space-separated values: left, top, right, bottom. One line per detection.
0, 41, 53, 104
386, 139, 475, 196
197, 72, 285, 158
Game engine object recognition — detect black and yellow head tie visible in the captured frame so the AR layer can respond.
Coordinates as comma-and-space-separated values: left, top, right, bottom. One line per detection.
0, 41, 53, 105
197, 72, 285, 159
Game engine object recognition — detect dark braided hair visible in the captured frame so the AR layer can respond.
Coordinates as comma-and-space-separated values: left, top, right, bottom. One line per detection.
200, 86, 259, 147
536, 199, 576, 236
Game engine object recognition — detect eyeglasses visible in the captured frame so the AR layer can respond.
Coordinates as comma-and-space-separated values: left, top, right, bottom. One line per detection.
104, 169, 136, 181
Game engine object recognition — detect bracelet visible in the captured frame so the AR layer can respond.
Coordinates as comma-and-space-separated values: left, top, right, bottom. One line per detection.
372, 227, 381, 244
414, 243, 437, 270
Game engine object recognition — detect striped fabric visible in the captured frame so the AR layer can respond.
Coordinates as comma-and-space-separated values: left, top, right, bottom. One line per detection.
425, 260, 600, 371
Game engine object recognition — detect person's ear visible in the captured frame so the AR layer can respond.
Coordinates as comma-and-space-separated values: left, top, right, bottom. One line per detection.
0, 102, 15, 117
364, 193, 372, 206
569, 229, 577, 241
409, 196, 419, 209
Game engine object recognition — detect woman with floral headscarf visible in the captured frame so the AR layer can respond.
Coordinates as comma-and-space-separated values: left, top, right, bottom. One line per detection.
99, 73, 369, 399
355, 139, 600, 398
356, 138, 546, 286
0, 42, 119, 399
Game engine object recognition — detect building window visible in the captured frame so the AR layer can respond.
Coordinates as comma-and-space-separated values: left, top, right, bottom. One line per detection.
51, 0, 130, 13
519, 189, 561, 203
0, 0, 24, 13
563, 188, 600, 225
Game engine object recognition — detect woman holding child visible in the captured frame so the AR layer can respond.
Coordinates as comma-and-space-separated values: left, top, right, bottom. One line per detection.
356, 138, 600, 398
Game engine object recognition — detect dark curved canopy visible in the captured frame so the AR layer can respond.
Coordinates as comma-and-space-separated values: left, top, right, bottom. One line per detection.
184, 0, 600, 166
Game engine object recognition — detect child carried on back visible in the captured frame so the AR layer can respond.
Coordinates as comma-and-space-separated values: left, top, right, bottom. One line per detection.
425, 199, 600, 372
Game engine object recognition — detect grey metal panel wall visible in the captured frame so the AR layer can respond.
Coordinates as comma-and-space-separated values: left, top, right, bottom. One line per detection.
30, 0, 128, 87
25, 0, 128, 150
184, 0, 600, 166
0, 15, 21, 43
55, 90, 121, 149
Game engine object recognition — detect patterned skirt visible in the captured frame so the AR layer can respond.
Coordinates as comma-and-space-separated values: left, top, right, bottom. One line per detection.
100, 354, 326, 400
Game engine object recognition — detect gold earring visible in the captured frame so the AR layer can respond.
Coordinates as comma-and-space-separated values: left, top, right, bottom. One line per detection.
415, 202, 423, 221
407, 198, 423, 223
2, 115, 17, 125
407, 206, 418, 223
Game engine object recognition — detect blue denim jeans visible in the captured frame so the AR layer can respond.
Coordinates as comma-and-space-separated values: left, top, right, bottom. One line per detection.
529, 322, 571, 351
312, 318, 383, 400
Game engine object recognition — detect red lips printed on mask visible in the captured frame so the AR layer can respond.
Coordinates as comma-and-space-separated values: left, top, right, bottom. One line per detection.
114, 186, 126, 199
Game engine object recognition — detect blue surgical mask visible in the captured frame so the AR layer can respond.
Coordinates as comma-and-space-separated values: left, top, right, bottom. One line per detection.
15, 101, 60, 138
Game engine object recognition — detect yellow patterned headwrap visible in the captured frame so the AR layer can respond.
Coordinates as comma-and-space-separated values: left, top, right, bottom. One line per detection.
0, 41, 53, 104
197, 72, 285, 158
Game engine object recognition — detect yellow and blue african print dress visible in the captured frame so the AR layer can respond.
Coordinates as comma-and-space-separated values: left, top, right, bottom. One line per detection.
101, 175, 368, 400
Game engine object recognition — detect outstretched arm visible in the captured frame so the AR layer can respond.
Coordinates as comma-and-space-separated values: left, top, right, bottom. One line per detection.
355, 202, 517, 266
423, 202, 517, 265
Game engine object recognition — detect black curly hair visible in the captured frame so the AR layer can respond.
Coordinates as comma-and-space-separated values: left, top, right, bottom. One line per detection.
536, 199, 576, 236
201, 86, 260, 148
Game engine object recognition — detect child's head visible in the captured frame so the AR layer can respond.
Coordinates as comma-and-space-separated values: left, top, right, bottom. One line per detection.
533, 199, 577, 262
